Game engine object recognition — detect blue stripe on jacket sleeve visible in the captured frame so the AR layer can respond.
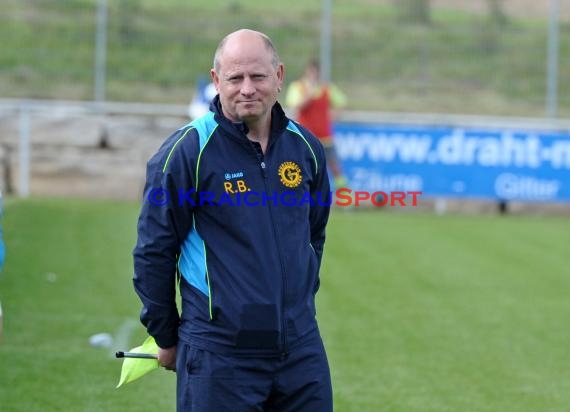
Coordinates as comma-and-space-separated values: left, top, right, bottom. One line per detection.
178, 223, 209, 297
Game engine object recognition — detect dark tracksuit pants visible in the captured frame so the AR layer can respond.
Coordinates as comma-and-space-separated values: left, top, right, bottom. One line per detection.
176, 333, 333, 412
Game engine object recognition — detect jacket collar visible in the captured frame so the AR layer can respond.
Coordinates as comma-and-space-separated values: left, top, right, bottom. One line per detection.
210, 95, 289, 144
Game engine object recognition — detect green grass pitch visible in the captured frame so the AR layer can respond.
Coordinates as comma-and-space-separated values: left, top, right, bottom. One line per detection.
0, 197, 569, 411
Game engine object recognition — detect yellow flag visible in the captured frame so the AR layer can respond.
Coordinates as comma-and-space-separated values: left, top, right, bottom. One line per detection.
116, 336, 160, 388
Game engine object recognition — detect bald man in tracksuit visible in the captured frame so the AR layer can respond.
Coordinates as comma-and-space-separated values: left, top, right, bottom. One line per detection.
133, 29, 333, 411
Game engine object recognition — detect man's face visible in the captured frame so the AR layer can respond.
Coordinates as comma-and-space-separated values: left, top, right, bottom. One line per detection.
211, 38, 284, 125
305, 65, 320, 83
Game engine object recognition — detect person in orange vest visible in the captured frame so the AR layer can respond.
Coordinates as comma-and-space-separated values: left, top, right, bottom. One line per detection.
285, 59, 348, 189
0, 190, 4, 341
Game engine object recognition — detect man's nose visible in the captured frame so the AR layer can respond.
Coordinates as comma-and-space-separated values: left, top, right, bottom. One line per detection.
240, 77, 256, 95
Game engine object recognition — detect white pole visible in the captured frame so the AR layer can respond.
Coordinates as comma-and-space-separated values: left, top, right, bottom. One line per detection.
18, 102, 31, 198
95, 0, 108, 105
320, 0, 332, 83
546, 0, 560, 118
434, 198, 447, 215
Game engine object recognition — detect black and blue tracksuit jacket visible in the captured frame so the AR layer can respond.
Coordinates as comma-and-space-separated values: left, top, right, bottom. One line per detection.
133, 97, 331, 357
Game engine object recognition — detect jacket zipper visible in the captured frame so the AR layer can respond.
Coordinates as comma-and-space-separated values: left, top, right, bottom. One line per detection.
253, 143, 289, 357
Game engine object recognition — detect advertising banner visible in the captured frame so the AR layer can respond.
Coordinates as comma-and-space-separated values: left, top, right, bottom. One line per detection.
334, 122, 570, 202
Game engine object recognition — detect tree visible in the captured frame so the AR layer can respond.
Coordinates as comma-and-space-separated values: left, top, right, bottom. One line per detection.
117, 0, 141, 43
487, 0, 508, 27
394, 0, 431, 25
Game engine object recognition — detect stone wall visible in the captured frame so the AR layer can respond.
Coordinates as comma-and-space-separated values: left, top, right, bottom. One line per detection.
0, 109, 188, 200
0, 106, 568, 215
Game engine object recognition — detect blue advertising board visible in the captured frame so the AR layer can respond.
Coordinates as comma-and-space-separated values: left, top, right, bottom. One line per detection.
334, 122, 570, 202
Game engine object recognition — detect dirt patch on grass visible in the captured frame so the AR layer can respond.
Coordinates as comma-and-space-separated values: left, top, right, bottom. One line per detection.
370, 0, 570, 20
432, 0, 570, 20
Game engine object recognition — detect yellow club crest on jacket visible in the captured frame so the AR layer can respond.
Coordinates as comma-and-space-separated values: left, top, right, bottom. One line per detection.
278, 161, 302, 188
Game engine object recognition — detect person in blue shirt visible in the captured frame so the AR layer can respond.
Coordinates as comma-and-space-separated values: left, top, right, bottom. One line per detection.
133, 29, 332, 411
0, 191, 4, 271
0, 190, 4, 341
187, 75, 217, 120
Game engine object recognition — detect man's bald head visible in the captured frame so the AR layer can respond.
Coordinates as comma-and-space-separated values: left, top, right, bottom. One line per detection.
213, 29, 281, 74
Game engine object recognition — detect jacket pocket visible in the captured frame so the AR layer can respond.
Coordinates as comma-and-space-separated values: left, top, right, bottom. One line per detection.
234, 303, 279, 349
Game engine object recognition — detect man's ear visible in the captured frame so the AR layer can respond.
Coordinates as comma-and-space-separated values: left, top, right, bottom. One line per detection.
277, 63, 285, 89
210, 69, 220, 92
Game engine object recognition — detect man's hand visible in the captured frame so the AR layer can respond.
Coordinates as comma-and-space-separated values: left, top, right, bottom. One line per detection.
158, 346, 177, 371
